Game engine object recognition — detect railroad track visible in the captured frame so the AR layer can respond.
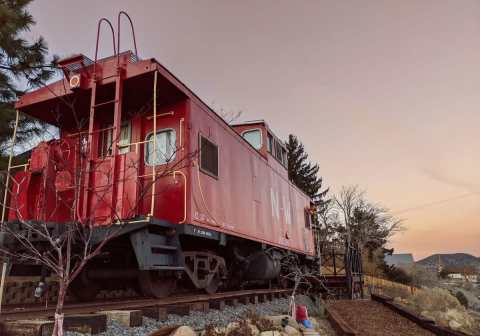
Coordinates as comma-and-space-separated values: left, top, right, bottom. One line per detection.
0, 288, 292, 321
325, 294, 471, 336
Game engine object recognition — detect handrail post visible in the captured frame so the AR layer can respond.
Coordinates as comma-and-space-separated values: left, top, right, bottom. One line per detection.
149, 71, 158, 217
117, 11, 138, 66
94, 18, 116, 76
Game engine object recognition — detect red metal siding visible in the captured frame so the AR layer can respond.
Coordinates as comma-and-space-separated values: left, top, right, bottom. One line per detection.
7, 56, 314, 256
186, 101, 314, 256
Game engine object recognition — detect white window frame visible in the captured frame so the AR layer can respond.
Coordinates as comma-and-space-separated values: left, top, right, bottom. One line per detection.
267, 132, 273, 153
118, 121, 132, 155
144, 128, 177, 166
241, 128, 263, 150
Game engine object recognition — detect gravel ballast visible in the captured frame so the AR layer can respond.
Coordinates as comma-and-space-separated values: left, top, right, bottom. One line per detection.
65, 297, 290, 336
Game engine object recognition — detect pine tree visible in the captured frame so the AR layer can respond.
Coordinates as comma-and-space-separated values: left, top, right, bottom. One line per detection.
286, 134, 328, 204
0, 0, 57, 165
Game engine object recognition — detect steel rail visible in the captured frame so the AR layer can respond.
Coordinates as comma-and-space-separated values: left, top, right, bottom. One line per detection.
0, 288, 291, 321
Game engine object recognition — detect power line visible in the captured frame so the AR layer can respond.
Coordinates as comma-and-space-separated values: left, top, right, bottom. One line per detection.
392, 191, 480, 215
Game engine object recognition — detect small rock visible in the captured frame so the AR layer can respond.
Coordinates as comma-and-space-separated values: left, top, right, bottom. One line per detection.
283, 325, 300, 336
302, 330, 320, 336
225, 321, 240, 335
259, 331, 283, 336
170, 326, 196, 336
449, 320, 462, 330
250, 323, 260, 336
149, 326, 182, 336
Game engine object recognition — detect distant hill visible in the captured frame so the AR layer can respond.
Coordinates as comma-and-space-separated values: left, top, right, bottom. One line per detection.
417, 253, 480, 270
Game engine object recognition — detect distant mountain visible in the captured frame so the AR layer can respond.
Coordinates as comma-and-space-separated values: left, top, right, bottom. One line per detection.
417, 253, 480, 270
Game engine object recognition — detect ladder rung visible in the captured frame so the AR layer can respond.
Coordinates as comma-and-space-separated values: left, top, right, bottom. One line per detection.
93, 99, 118, 108
101, 74, 119, 80
151, 244, 177, 251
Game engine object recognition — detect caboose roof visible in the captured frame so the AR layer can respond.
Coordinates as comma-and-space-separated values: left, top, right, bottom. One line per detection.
15, 52, 187, 129
230, 119, 265, 126
15, 52, 285, 150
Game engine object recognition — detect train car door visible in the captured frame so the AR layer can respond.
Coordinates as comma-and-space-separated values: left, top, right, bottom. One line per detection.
140, 101, 186, 223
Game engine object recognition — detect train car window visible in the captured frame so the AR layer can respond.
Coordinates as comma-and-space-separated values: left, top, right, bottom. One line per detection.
99, 122, 131, 157
99, 126, 113, 157
275, 140, 283, 162
200, 135, 219, 178
145, 129, 176, 165
242, 129, 262, 150
118, 122, 131, 154
304, 209, 312, 229
267, 133, 273, 153
281, 147, 287, 167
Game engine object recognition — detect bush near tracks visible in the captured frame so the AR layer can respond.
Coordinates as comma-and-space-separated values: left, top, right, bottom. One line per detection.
390, 287, 479, 335
366, 275, 480, 335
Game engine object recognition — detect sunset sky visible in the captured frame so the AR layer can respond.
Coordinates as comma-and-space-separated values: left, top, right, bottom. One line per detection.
29, 0, 479, 260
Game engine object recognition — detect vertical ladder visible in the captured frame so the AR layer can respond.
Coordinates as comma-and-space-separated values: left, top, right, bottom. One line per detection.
82, 14, 138, 224
83, 70, 124, 222
82, 18, 121, 223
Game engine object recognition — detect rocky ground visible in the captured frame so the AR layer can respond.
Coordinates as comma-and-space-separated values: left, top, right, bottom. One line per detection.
376, 285, 480, 335
65, 296, 336, 336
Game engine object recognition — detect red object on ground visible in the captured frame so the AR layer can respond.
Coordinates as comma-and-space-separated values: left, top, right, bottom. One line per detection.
296, 305, 309, 321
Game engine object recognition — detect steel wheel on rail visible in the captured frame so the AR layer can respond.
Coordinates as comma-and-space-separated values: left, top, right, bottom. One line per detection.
205, 273, 222, 294
70, 271, 100, 302
138, 271, 177, 298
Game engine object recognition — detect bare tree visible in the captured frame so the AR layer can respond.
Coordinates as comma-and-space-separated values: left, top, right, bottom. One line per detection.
333, 185, 364, 244
279, 252, 336, 320
352, 200, 403, 253
330, 185, 403, 251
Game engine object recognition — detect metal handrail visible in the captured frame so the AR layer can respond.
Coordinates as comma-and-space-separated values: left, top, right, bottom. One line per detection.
173, 171, 187, 224
94, 18, 117, 76
149, 71, 158, 216
117, 11, 138, 66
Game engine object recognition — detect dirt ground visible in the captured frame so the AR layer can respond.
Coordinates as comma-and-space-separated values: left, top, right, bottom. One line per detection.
328, 300, 436, 336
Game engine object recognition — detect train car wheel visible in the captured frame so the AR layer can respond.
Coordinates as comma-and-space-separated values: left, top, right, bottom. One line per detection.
205, 274, 221, 294
138, 271, 176, 298
278, 275, 290, 289
70, 272, 100, 302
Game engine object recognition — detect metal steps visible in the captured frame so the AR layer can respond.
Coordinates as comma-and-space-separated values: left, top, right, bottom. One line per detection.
130, 228, 184, 271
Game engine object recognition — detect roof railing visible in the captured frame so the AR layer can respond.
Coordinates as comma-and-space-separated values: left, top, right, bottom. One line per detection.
94, 18, 117, 77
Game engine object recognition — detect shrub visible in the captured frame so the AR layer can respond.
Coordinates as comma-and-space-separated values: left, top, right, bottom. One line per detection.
411, 287, 462, 312
383, 265, 413, 285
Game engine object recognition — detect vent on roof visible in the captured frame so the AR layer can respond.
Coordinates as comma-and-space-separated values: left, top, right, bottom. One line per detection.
58, 54, 93, 76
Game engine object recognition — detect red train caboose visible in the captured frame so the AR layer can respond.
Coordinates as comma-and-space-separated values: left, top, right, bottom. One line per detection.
0, 17, 317, 299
